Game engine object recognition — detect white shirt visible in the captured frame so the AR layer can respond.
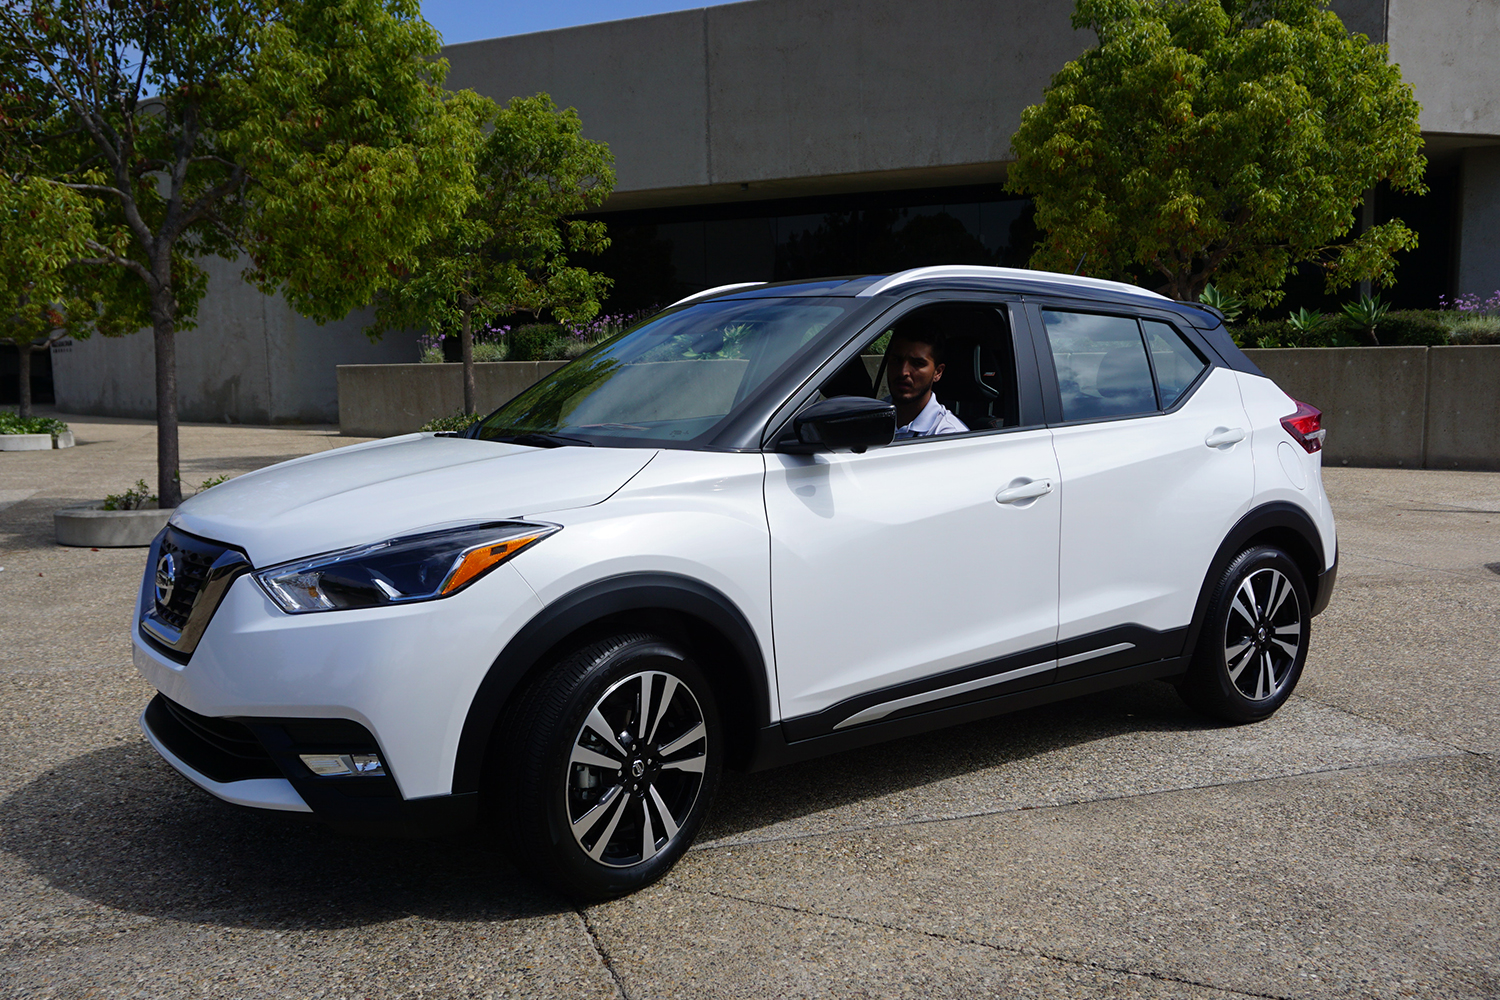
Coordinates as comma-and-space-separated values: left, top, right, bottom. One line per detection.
893, 394, 969, 440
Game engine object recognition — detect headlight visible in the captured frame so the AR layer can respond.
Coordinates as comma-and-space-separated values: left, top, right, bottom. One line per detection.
254, 521, 558, 614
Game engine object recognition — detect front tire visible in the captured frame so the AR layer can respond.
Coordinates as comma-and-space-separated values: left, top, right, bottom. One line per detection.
1178, 545, 1310, 723
491, 633, 722, 900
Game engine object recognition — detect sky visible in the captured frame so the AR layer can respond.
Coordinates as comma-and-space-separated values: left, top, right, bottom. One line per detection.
419, 1, 734, 46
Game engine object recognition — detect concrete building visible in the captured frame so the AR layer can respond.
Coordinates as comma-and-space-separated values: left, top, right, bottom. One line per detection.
43, 0, 1500, 423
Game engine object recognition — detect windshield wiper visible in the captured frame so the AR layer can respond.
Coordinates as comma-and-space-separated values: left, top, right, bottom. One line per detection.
486, 431, 594, 448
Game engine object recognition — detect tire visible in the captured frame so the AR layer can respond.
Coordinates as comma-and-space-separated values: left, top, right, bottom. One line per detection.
490, 633, 722, 900
1178, 545, 1310, 723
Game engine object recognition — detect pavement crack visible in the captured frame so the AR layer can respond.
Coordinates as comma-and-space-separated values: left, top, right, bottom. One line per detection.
686, 885, 1296, 1000
1291, 691, 1488, 758
693, 753, 1464, 852
574, 906, 631, 1000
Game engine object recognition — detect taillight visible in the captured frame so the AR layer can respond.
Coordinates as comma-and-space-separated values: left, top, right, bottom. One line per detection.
1281, 400, 1325, 454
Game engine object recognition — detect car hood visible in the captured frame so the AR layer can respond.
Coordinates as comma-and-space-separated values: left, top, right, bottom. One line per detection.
169, 434, 658, 567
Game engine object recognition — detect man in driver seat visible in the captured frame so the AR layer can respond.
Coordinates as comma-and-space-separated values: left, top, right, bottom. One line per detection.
886, 327, 968, 439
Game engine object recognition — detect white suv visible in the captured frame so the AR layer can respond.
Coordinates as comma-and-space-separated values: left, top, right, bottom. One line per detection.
134, 266, 1336, 898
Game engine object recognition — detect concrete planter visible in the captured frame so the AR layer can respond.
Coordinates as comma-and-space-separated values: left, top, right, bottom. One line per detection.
55, 502, 171, 547
338, 361, 568, 437
0, 430, 75, 450
0, 433, 54, 451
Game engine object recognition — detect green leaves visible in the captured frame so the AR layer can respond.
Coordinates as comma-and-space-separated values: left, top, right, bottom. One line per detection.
1009, 0, 1426, 307
232, 0, 483, 322
370, 91, 616, 339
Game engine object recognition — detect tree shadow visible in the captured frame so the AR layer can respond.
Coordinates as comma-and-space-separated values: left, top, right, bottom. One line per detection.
0, 741, 566, 931
702, 679, 1214, 841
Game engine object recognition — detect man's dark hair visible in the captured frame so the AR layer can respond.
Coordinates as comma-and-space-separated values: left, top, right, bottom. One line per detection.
888, 322, 946, 366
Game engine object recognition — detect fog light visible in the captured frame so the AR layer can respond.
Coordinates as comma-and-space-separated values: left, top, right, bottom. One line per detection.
300, 753, 386, 777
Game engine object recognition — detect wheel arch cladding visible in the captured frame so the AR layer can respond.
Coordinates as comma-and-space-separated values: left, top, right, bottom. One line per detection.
453, 573, 771, 793
1183, 502, 1327, 655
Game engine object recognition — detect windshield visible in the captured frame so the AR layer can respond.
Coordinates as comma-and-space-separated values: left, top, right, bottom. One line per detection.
473, 297, 853, 446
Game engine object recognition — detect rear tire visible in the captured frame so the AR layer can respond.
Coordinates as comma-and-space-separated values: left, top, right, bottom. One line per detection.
1178, 545, 1310, 723
489, 633, 722, 900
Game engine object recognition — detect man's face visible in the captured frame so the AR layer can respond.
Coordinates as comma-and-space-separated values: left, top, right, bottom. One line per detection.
888, 336, 944, 408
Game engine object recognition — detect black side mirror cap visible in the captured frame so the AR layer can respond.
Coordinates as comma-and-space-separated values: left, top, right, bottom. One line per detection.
777, 396, 896, 454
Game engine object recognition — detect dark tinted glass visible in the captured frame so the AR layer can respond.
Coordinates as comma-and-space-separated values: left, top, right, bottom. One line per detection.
1141, 320, 1208, 408
1040, 310, 1156, 421
474, 298, 852, 446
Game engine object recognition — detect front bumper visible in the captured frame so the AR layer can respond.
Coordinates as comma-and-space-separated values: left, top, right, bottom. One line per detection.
133, 548, 544, 824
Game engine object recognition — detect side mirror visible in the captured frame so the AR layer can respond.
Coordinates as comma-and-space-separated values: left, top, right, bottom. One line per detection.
778, 396, 896, 454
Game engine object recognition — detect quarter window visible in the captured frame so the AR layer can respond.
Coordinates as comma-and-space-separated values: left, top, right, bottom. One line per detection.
1141, 320, 1208, 408
1040, 310, 1156, 421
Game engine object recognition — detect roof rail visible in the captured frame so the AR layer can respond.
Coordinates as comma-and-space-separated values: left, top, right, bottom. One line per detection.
855, 265, 1171, 301
667, 282, 765, 309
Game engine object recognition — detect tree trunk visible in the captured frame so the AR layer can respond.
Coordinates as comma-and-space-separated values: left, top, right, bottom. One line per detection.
461, 309, 476, 416
152, 289, 182, 509
16, 343, 33, 420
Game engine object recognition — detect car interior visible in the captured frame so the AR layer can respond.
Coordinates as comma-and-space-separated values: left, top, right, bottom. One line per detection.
816, 303, 1021, 431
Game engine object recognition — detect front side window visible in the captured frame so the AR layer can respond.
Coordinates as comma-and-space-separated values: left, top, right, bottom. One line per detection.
810, 302, 1022, 438
474, 298, 852, 446
1041, 310, 1157, 421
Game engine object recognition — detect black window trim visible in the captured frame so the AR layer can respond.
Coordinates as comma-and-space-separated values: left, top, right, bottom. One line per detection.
1022, 298, 1218, 428
758, 290, 1047, 452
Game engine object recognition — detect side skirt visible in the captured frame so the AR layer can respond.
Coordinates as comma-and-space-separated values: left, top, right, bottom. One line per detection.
747, 656, 1190, 772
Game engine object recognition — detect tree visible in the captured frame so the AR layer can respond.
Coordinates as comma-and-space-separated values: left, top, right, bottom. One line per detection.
2, 0, 480, 505
0, 175, 146, 417
371, 93, 615, 415
1006, 0, 1426, 308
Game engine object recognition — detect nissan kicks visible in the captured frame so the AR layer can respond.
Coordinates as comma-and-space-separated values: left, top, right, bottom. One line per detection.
133, 265, 1337, 898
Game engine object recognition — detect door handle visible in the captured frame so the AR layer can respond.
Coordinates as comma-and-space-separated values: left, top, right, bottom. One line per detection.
995, 478, 1054, 504
1205, 427, 1247, 449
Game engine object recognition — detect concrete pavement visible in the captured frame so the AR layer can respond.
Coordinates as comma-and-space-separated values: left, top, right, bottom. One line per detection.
0, 416, 1495, 998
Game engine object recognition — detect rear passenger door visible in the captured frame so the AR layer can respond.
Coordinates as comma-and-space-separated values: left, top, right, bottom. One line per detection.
1029, 304, 1255, 678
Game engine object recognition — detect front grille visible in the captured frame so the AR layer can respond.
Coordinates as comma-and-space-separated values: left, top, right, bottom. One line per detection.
144, 694, 283, 783
154, 529, 225, 630
140, 527, 250, 662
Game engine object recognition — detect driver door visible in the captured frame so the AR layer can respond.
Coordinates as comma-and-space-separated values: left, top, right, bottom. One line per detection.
763, 300, 1061, 739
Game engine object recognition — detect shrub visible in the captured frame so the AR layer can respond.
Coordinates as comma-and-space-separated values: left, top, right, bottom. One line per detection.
1373, 311, 1449, 346
472, 340, 509, 362
0, 411, 69, 437
421, 410, 481, 433
506, 322, 567, 361
102, 479, 156, 511
1444, 315, 1500, 345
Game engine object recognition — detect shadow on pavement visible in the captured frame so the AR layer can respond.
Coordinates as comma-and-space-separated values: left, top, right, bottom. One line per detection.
0, 742, 567, 930
704, 679, 1212, 841
1, 681, 1213, 929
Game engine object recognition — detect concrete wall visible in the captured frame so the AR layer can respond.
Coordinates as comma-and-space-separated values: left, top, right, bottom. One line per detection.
337, 361, 567, 437
342, 348, 1500, 470
1387, 0, 1500, 136
1245, 346, 1500, 471
51, 255, 415, 425
443, 0, 1089, 206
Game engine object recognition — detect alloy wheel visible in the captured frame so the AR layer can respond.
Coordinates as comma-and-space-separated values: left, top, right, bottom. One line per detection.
565, 670, 708, 868
1222, 567, 1303, 702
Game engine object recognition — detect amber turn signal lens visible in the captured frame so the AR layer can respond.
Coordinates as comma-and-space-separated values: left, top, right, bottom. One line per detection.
440, 534, 548, 595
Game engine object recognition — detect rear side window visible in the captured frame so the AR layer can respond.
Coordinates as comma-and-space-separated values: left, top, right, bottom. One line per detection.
1040, 310, 1156, 421
1142, 320, 1208, 408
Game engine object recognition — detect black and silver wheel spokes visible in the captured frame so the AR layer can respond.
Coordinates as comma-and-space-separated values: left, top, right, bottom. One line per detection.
1223, 567, 1302, 702
566, 670, 708, 868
